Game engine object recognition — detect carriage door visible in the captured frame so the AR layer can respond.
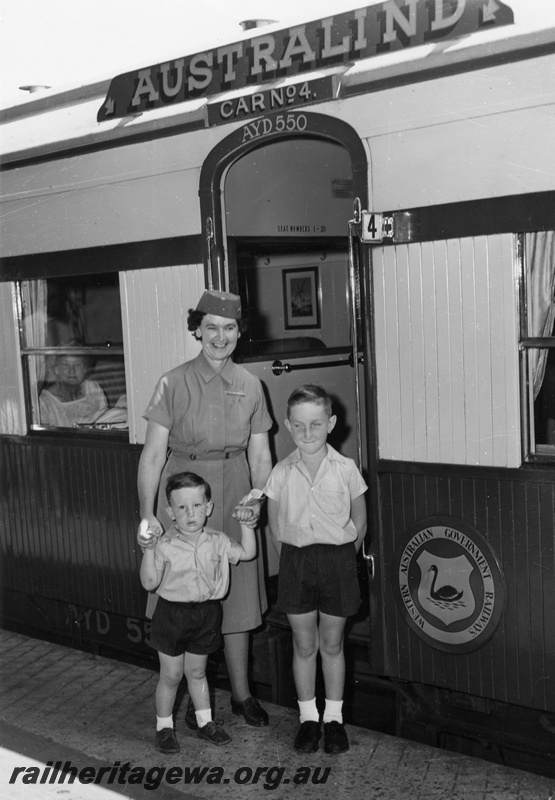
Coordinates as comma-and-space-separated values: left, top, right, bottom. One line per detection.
200, 120, 383, 673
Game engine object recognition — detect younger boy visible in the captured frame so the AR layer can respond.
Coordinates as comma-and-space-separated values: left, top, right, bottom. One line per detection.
139, 471, 256, 753
264, 385, 367, 755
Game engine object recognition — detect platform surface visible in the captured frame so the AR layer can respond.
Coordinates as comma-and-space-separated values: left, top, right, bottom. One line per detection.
0, 630, 553, 799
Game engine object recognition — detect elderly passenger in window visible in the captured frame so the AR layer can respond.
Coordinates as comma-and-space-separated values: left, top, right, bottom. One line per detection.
39, 353, 107, 427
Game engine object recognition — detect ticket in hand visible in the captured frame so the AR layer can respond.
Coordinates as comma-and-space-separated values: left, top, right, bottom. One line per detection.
239, 489, 265, 506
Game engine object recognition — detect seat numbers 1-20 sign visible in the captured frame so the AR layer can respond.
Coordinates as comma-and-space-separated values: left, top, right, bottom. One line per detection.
361, 211, 394, 243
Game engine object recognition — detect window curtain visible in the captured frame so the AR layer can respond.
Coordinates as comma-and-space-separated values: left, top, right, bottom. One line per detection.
527, 231, 555, 398
21, 280, 47, 421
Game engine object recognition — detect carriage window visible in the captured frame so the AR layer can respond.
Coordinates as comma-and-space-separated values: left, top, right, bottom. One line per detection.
19, 274, 127, 433
521, 231, 555, 458
235, 251, 351, 359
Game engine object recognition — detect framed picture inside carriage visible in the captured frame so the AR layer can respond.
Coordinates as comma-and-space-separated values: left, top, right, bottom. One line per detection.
283, 267, 320, 329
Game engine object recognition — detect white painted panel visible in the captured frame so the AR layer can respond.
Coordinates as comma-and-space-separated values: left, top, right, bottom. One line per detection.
459, 237, 481, 465
500, 237, 521, 461
121, 264, 204, 444
376, 246, 403, 460
374, 234, 520, 467
395, 245, 415, 461
474, 238, 495, 466
445, 239, 467, 462
373, 248, 390, 459
488, 235, 520, 465
344, 54, 555, 210
405, 245, 426, 462
0, 170, 201, 256
0, 124, 227, 256
431, 241, 454, 463
0, 283, 26, 435
421, 241, 441, 463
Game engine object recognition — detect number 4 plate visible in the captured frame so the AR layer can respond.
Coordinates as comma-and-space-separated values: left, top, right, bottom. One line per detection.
361, 211, 394, 243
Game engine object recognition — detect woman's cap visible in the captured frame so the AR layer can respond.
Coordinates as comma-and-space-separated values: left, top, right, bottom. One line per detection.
195, 290, 242, 319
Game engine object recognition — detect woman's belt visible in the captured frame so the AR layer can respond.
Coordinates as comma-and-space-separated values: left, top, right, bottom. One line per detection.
170, 448, 245, 461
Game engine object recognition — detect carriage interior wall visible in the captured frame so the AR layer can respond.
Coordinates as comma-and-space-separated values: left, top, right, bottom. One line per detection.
1, 0, 555, 777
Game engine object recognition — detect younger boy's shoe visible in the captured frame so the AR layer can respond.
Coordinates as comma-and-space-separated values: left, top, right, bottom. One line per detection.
156, 727, 180, 754
230, 696, 269, 727
185, 698, 198, 730
323, 721, 349, 754
198, 721, 232, 746
294, 720, 321, 753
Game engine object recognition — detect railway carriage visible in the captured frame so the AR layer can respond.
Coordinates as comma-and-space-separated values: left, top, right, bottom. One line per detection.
1, 0, 555, 775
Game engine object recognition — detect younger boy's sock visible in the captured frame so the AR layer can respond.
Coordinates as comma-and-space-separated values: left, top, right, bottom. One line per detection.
323, 699, 343, 724
195, 708, 212, 729
298, 698, 319, 723
156, 715, 174, 731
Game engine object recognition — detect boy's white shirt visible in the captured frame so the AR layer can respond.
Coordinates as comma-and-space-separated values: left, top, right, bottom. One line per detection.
152, 525, 243, 603
263, 444, 367, 548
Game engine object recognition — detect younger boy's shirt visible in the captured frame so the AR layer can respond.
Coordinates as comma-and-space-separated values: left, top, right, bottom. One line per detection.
264, 444, 367, 547
153, 525, 243, 603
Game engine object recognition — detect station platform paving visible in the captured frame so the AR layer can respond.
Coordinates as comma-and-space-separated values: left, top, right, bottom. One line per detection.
0, 629, 553, 800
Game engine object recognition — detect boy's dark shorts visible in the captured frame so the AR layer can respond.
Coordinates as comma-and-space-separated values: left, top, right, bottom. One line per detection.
277, 542, 361, 618
149, 597, 223, 657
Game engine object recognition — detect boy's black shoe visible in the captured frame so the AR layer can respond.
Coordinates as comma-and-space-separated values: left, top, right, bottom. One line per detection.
230, 696, 269, 727
294, 720, 321, 753
185, 698, 198, 730
323, 721, 349, 754
156, 728, 180, 754
198, 721, 232, 746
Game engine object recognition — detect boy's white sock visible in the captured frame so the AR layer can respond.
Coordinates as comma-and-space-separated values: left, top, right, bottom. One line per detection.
323, 699, 343, 724
298, 698, 319, 723
196, 708, 212, 728
156, 715, 173, 731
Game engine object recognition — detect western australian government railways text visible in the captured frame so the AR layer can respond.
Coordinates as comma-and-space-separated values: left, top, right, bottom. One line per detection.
400, 527, 493, 580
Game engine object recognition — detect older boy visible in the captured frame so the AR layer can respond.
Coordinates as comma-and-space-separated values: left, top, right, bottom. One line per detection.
264, 385, 367, 755
139, 471, 256, 753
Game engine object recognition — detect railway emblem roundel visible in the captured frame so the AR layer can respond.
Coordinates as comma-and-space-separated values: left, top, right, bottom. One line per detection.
393, 517, 505, 654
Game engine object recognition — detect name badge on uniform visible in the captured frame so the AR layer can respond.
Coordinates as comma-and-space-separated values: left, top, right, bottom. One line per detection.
225, 390, 245, 397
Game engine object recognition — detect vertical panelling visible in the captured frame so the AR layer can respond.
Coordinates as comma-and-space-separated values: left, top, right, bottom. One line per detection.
444, 240, 466, 460
407, 245, 427, 461
0, 282, 25, 435
459, 237, 481, 464
420, 242, 441, 462
393, 246, 415, 460
433, 241, 454, 463
0, 438, 143, 615
120, 263, 204, 444
495, 234, 520, 463
379, 469, 555, 712
541, 481, 555, 708
375, 246, 403, 459
528, 483, 550, 708
373, 234, 520, 467
473, 237, 495, 465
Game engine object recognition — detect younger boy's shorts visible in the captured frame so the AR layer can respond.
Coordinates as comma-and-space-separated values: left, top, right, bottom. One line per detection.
150, 597, 223, 657
277, 542, 361, 618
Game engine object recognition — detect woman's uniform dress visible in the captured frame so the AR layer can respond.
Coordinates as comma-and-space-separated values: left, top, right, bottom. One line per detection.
143, 352, 273, 633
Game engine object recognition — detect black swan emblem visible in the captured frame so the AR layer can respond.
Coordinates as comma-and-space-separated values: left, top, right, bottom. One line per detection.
428, 565, 464, 602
